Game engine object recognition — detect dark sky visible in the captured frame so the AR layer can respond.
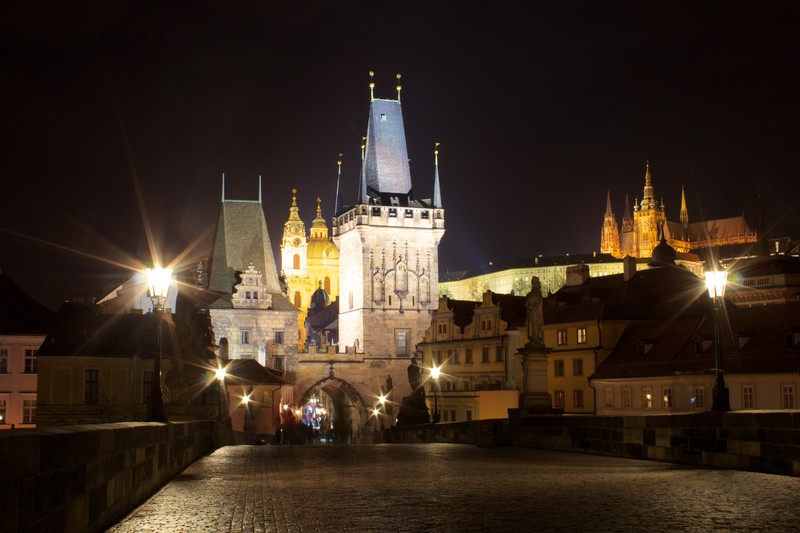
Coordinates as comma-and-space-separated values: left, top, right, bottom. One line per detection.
2, 1, 799, 310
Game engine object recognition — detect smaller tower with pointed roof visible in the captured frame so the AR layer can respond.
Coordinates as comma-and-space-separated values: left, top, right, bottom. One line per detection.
600, 191, 621, 257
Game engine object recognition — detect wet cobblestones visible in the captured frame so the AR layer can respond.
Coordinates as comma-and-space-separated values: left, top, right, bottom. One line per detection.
108, 444, 800, 532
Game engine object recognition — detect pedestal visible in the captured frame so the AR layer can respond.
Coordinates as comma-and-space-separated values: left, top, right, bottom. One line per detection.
515, 342, 562, 415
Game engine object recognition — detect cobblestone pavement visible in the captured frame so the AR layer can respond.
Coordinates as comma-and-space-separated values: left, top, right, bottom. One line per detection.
108, 444, 800, 532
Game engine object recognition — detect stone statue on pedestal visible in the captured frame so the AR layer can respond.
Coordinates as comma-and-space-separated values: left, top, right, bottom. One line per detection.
525, 276, 544, 348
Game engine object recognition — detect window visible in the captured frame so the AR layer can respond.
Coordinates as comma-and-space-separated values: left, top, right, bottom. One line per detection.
573, 358, 583, 376
577, 327, 587, 344
781, 384, 795, 409
396, 330, 409, 356
443, 410, 449, 422
573, 390, 584, 408
465, 348, 473, 364
463, 379, 471, 391
622, 387, 632, 408
0, 398, 6, 424
554, 360, 565, 377
557, 330, 567, 346
662, 387, 672, 408
294, 292, 301, 308
450, 410, 456, 422
388, 208, 397, 217
604, 387, 614, 408
642, 387, 653, 409
0, 348, 8, 373
324, 277, 331, 293
241, 330, 250, 344
482, 347, 490, 363
432, 350, 442, 366
274, 331, 284, 345
553, 390, 565, 408
742, 385, 755, 409
450, 349, 460, 364
24, 349, 37, 373
405, 209, 413, 218
85, 369, 99, 404
437, 323, 447, 334
274, 356, 284, 372
693, 387, 705, 409
22, 399, 36, 424
466, 410, 473, 421
495, 346, 504, 362
143, 371, 154, 404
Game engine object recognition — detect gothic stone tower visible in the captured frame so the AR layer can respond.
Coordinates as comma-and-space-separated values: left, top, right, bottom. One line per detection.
600, 190, 621, 257
332, 78, 445, 357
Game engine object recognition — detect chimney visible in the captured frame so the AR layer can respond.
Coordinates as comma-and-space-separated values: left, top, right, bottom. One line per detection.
566, 264, 590, 286
623, 256, 636, 281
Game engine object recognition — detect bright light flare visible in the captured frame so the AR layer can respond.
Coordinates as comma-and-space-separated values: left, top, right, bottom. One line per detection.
705, 271, 728, 299
215, 367, 227, 381
430, 366, 441, 380
146, 266, 173, 299
378, 394, 387, 405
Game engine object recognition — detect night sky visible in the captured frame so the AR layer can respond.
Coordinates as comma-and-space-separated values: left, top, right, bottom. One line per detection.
2, 1, 799, 310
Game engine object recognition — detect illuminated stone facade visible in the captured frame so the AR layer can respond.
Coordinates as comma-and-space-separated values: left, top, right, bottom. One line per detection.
601, 161, 757, 259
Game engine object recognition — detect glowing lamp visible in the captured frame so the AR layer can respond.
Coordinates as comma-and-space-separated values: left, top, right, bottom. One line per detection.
430, 366, 441, 380
215, 367, 227, 381
704, 271, 728, 300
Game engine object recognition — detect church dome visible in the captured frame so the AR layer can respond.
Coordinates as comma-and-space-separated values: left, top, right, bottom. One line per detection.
309, 285, 331, 310
307, 239, 339, 261
649, 235, 677, 267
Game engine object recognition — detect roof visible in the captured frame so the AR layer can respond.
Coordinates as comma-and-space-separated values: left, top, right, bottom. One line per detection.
0, 274, 55, 335
688, 215, 754, 243
207, 200, 282, 295
591, 302, 800, 381
365, 98, 412, 196
223, 358, 290, 386
439, 253, 625, 282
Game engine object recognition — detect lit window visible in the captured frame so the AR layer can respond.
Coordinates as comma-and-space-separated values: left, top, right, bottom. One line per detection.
0, 398, 6, 424
554, 360, 565, 377
742, 385, 755, 409
557, 330, 567, 345
577, 328, 587, 344
642, 387, 653, 409
662, 387, 672, 408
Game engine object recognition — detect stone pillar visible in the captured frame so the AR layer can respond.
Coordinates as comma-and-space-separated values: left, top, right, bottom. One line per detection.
519, 344, 554, 410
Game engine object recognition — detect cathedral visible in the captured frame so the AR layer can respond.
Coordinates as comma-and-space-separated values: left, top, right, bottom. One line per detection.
601, 161, 757, 259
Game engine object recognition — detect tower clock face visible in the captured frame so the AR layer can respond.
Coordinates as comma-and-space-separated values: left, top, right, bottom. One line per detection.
292, 237, 301, 246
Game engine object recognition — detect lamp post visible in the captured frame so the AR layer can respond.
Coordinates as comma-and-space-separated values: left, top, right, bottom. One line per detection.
430, 366, 441, 423
705, 270, 730, 412
215, 365, 228, 422
377, 393, 387, 430
146, 266, 172, 422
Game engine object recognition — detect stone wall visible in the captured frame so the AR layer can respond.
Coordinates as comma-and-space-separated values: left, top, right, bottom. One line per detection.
0, 421, 234, 532
381, 412, 800, 476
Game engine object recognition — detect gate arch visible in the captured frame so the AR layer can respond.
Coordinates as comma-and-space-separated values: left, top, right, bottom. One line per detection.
299, 377, 371, 443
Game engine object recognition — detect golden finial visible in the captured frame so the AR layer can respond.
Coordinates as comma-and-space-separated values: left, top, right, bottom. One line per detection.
369, 71, 375, 100
396, 73, 402, 101
316, 196, 322, 216
435, 141, 440, 155
291, 188, 297, 206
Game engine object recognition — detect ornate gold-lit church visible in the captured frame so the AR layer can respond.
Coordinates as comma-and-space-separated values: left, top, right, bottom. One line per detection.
600, 161, 757, 259
280, 189, 340, 348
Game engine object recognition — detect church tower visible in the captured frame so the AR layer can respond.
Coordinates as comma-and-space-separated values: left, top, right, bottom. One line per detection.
306, 196, 339, 300
600, 191, 621, 257
280, 188, 314, 347
680, 185, 689, 229
632, 161, 666, 258
207, 176, 298, 369
332, 74, 445, 356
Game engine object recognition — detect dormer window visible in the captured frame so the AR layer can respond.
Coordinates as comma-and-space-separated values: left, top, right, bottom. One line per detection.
372, 206, 381, 216
405, 209, 413, 218
388, 208, 397, 217
421, 210, 429, 219
380, 113, 387, 122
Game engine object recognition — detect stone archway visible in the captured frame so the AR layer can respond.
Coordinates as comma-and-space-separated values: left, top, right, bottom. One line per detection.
299, 377, 370, 443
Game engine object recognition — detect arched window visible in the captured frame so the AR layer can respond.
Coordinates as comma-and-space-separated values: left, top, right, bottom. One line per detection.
294, 291, 302, 308
324, 276, 331, 294
293, 254, 301, 269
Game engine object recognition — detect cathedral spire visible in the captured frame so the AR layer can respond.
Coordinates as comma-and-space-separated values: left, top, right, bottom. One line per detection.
622, 193, 633, 232
605, 190, 613, 216
433, 142, 442, 208
641, 160, 655, 210
680, 185, 689, 229
600, 190, 620, 257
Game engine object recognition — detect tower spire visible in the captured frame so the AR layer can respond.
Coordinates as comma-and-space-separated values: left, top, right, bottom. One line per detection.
221, 173, 226, 202
605, 190, 613, 216
642, 160, 655, 209
334, 153, 343, 215
359, 136, 367, 204
680, 185, 689, 229
433, 142, 442, 208
259, 175, 263, 204
369, 71, 375, 101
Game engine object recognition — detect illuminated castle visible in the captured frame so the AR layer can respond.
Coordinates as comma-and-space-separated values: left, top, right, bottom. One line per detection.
601, 161, 757, 259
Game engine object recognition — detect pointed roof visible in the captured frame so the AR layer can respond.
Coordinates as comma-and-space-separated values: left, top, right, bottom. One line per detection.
680, 185, 689, 227
640, 160, 656, 210
364, 96, 412, 196
282, 188, 306, 241
604, 190, 615, 218
207, 185, 283, 296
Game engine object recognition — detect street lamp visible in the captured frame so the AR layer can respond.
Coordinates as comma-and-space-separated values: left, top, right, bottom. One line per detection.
430, 366, 441, 423
705, 270, 730, 412
146, 266, 172, 422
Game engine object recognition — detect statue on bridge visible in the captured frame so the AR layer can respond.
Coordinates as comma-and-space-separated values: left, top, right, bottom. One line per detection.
397, 356, 430, 426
